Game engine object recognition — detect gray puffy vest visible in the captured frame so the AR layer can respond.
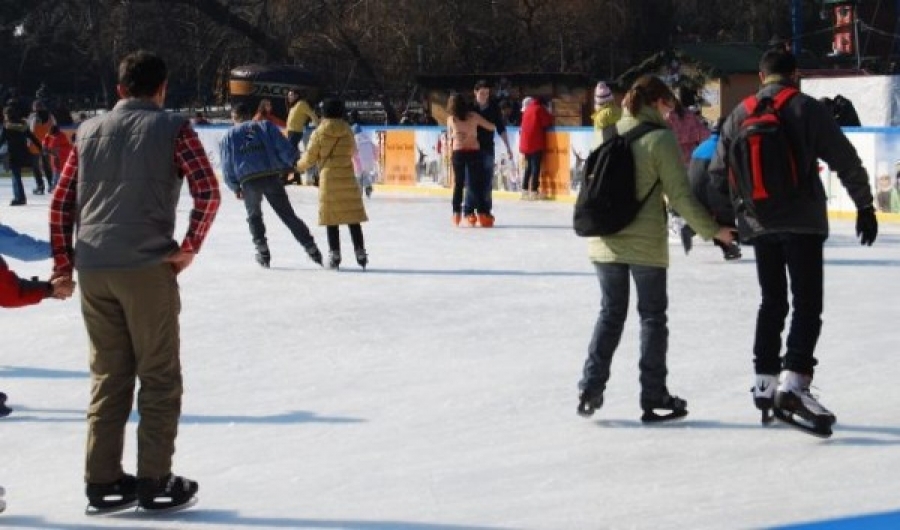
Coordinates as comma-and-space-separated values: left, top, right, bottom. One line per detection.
74, 99, 187, 270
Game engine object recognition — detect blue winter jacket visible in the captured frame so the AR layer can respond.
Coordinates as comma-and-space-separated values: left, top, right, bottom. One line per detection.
219, 120, 298, 192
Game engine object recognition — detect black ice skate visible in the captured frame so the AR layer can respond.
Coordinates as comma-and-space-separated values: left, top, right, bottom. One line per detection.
328, 250, 341, 270
577, 389, 603, 418
774, 387, 836, 438
255, 248, 271, 268
306, 245, 323, 266
640, 394, 688, 423
0, 484, 6, 513
137, 473, 198, 513
0, 391, 10, 418
85, 474, 138, 515
751, 374, 778, 425
355, 248, 368, 270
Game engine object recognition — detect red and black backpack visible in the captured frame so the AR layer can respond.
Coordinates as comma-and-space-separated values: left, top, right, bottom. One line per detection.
727, 87, 802, 219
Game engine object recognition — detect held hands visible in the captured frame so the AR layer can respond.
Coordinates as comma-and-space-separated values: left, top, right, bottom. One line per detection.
713, 226, 737, 246
856, 206, 877, 246
49, 275, 76, 300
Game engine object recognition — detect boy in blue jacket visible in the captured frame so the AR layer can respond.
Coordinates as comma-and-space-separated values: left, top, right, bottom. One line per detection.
219, 103, 322, 268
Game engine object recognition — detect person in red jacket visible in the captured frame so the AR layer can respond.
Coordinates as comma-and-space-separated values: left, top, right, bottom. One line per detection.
0, 254, 74, 417
518, 96, 554, 200
41, 125, 73, 191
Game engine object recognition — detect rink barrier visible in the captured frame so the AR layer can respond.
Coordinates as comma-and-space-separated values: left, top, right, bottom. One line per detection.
37, 124, 900, 222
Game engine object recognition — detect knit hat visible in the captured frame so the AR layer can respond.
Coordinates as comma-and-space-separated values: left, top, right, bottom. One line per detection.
521, 97, 534, 112
594, 82, 613, 107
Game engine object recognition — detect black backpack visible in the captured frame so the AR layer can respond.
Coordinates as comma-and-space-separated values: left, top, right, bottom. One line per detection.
573, 122, 663, 237
727, 87, 801, 221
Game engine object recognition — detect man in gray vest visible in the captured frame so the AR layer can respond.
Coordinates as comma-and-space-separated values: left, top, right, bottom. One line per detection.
49, 50, 221, 513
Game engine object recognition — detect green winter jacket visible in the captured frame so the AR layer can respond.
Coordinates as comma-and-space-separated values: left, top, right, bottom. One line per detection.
587, 106, 719, 268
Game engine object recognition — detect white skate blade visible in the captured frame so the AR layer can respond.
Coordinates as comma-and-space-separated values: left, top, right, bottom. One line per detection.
136, 495, 198, 514
85, 499, 138, 516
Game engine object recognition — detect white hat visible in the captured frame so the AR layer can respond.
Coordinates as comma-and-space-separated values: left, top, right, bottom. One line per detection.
521, 97, 534, 112
594, 82, 613, 107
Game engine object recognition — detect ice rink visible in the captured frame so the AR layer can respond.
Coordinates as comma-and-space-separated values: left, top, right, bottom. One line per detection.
1, 185, 899, 529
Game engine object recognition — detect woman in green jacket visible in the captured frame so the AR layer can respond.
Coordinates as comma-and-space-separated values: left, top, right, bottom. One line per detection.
577, 75, 734, 422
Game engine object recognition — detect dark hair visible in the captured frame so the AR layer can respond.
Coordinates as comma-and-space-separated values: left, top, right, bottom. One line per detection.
321, 98, 345, 119
232, 102, 251, 120
759, 49, 797, 77
474, 79, 490, 91
348, 109, 360, 123
118, 50, 167, 98
447, 93, 469, 121
623, 75, 675, 116
255, 98, 272, 116
49, 124, 60, 135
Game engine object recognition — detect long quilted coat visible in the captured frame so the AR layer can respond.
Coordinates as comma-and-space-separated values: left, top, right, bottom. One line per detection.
296, 119, 368, 226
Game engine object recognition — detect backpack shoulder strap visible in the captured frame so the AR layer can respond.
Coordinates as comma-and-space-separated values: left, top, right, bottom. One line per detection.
771, 87, 799, 110
741, 95, 758, 114
621, 121, 663, 143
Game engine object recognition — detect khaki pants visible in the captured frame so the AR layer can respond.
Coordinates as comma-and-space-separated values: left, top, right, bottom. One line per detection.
79, 263, 182, 483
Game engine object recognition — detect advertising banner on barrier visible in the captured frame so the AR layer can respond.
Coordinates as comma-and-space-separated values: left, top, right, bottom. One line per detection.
188, 125, 897, 216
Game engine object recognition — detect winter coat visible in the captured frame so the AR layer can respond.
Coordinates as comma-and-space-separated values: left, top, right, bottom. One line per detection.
286, 100, 319, 134
518, 100, 553, 155
687, 132, 734, 226
219, 119, 297, 192
42, 131, 73, 174
0, 256, 50, 308
296, 119, 368, 226
708, 79, 874, 239
27, 110, 55, 155
0, 122, 41, 167
591, 103, 623, 145
587, 106, 719, 268
666, 110, 710, 166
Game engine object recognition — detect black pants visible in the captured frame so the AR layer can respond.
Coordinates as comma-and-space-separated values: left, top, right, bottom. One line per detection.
326, 224, 364, 252
31, 152, 51, 190
241, 175, 316, 251
752, 233, 825, 376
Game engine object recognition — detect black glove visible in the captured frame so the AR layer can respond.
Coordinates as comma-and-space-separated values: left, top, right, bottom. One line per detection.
855, 206, 877, 246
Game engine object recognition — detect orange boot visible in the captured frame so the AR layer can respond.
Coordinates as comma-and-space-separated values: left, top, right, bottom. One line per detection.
465, 213, 478, 227
478, 213, 495, 228
452, 213, 461, 226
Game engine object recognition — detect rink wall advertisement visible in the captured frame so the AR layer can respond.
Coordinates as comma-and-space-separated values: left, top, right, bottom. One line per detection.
190, 125, 900, 216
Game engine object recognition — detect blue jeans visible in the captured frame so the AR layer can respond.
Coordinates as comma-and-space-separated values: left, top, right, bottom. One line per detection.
241, 175, 316, 252
522, 152, 543, 192
752, 233, 825, 376
451, 151, 488, 215
9, 165, 26, 203
580, 263, 670, 401
463, 151, 495, 213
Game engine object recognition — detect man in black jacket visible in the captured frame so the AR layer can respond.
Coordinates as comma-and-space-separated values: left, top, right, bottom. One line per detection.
709, 49, 877, 437
464, 79, 514, 223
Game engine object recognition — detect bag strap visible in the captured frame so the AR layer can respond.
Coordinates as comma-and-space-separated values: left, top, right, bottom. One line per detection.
623, 122, 664, 205
743, 87, 799, 114
771, 87, 799, 110
621, 121, 663, 144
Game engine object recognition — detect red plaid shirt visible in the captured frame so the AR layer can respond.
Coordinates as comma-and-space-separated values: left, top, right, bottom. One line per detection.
50, 122, 221, 275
